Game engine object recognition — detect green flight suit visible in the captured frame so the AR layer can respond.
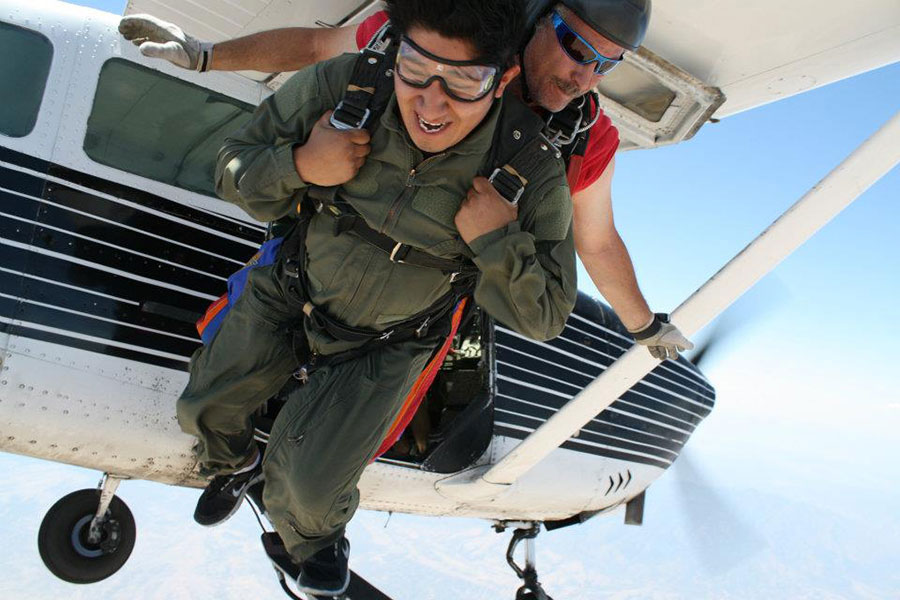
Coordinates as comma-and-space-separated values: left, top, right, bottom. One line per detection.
176, 52, 577, 562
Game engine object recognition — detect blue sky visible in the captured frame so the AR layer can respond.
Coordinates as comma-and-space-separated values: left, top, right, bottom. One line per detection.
2, 1, 899, 599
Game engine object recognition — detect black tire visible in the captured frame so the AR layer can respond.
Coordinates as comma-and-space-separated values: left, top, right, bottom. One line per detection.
37, 488, 136, 584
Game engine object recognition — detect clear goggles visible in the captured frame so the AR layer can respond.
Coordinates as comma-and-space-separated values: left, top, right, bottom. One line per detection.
395, 36, 500, 102
551, 10, 623, 75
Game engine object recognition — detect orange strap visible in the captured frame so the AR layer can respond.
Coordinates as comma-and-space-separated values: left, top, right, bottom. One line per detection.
195, 293, 228, 338
373, 297, 469, 460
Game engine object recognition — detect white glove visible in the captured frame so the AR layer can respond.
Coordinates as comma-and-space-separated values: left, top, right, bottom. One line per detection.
629, 313, 694, 360
118, 14, 213, 72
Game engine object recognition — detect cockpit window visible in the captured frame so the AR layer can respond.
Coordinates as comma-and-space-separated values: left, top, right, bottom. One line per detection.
84, 58, 254, 197
0, 22, 53, 138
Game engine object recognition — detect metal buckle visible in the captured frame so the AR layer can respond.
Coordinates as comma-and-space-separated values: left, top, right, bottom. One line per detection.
283, 259, 300, 279
293, 365, 310, 384
366, 26, 392, 54
544, 111, 582, 147
330, 101, 371, 130
414, 316, 431, 338
489, 167, 525, 206
389, 242, 408, 263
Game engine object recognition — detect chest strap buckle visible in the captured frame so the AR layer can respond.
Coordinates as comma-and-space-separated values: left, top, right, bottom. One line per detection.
489, 166, 526, 206
330, 101, 371, 131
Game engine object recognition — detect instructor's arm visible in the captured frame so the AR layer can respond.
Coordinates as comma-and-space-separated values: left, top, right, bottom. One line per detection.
206, 26, 356, 72
119, 14, 356, 73
572, 157, 693, 358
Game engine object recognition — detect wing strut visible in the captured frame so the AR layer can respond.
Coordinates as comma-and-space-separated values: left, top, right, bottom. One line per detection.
437, 109, 900, 500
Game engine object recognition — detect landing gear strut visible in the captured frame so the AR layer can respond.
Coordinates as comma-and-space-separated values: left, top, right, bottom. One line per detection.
497, 522, 555, 600
37, 473, 135, 584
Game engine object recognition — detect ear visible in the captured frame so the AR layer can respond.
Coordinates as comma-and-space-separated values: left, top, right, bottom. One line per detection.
494, 64, 522, 98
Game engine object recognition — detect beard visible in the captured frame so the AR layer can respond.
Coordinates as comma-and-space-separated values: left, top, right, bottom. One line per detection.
551, 76, 581, 98
529, 75, 581, 112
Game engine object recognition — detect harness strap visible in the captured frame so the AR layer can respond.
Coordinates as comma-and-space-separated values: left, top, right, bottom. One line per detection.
329, 27, 398, 132
485, 96, 563, 209
279, 27, 568, 375
320, 204, 479, 275
278, 215, 476, 377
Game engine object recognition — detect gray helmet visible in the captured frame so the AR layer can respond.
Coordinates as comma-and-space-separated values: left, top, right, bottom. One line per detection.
525, 0, 651, 51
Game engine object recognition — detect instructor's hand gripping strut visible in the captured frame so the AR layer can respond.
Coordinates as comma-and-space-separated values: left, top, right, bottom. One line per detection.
629, 313, 693, 360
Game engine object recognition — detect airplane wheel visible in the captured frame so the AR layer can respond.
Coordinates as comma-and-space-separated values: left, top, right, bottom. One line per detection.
37, 489, 136, 584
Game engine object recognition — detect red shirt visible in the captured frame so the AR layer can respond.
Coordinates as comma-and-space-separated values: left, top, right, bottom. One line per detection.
355, 12, 619, 193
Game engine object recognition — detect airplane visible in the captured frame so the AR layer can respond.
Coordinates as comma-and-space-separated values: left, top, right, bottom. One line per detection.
0, 0, 898, 598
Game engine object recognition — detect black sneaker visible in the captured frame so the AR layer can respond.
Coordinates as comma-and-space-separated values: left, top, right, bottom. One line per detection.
193, 457, 263, 527
297, 536, 351, 597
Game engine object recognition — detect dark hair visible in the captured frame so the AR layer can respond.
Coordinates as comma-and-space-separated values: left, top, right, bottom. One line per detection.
384, 0, 525, 69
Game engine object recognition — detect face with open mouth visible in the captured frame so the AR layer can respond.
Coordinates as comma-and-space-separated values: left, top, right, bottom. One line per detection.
394, 26, 518, 154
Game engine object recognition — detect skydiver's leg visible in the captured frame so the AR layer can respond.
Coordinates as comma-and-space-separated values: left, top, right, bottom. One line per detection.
176, 262, 303, 476
262, 337, 434, 563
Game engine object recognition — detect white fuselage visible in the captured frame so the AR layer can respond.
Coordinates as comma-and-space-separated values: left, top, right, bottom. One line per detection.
0, 0, 713, 524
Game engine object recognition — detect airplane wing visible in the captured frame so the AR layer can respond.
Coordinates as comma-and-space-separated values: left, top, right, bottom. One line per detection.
123, 0, 900, 149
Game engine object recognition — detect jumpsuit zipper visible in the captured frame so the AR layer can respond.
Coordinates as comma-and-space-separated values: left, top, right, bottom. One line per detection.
381, 153, 446, 234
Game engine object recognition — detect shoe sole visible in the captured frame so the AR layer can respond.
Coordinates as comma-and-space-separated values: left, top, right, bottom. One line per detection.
196, 471, 264, 528
296, 569, 351, 597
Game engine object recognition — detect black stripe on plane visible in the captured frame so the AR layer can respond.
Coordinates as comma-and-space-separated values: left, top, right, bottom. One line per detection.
547, 333, 715, 409
496, 330, 714, 412
37, 186, 245, 278
0, 165, 46, 200
628, 379, 713, 420
637, 363, 715, 408
493, 424, 672, 469
47, 163, 265, 242
0, 244, 214, 316
43, 182, 261, 267
496, 360, 710, 423
557, 322, 624, 361
495, 384, 694, 443
8, 268, 200, 341
4, 296, 200, 358
497, 375, 702, 433
0, 145, 50, 175
495, 394, 690, 452
0, 321, 188, 372
561, 316, 716, 398
18, 224, 226, 298
2, 160, 262, 268
645, 359, 715, 398
496, 330, 605, 378
496, 347, 594, 388
495, 404, 681, 460
4, 187, 240, 287
0, 144, 265, 244
496, 360, 584, 396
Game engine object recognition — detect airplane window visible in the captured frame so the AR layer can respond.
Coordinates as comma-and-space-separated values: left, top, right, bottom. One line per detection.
83, 58, 254, 197
0, 22, 53, 138
596, 61, 676, 123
